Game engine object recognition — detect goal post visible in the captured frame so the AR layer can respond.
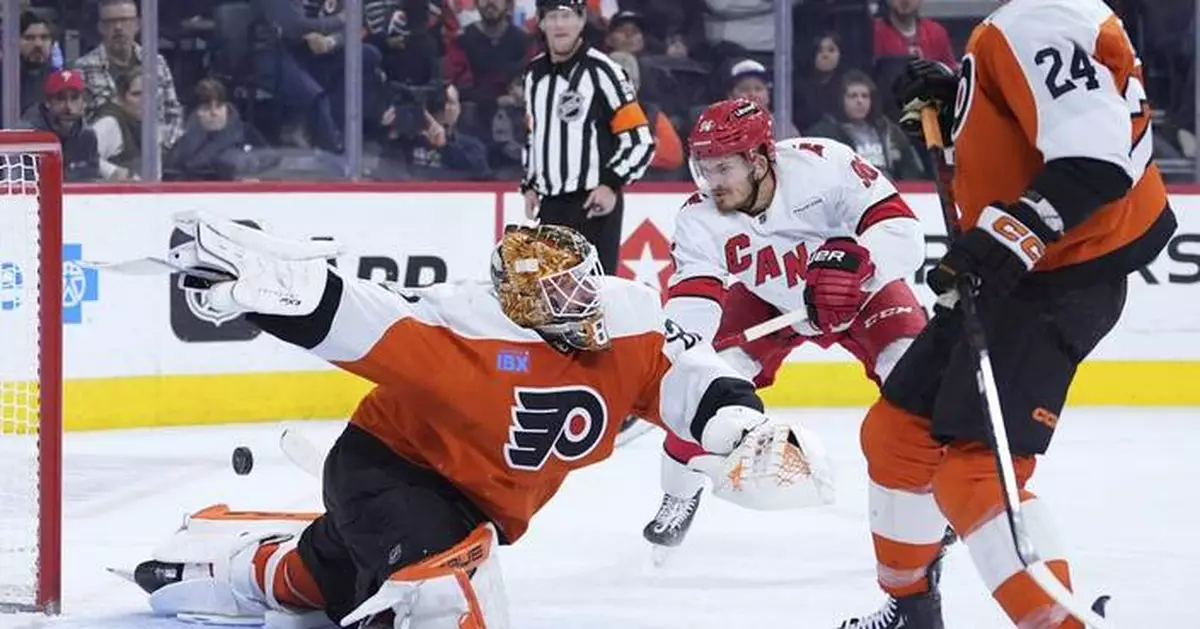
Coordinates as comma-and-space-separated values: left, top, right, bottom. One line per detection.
0, 131, 63, 614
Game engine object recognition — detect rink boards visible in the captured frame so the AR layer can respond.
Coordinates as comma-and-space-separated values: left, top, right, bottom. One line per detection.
24, 181, 1200, 430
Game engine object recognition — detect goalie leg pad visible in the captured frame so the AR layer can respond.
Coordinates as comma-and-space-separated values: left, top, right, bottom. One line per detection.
144, 505, 323, 622
339, 524, 509, 629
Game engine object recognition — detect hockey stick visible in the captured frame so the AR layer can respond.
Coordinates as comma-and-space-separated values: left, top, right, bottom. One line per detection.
919, 107, 1113, 628
279, 426, 325, 479
712, 308, 820, 352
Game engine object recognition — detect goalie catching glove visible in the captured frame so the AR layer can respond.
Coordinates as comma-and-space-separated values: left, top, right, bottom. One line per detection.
168, 211, 343, 319
689, 406, 836, 510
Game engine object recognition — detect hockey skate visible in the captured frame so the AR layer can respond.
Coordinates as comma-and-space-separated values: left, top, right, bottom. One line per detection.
642, 489, 702, 565
835, 527, 956, 629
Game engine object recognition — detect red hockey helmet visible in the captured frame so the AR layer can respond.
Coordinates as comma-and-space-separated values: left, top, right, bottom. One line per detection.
688, 98, 776, 161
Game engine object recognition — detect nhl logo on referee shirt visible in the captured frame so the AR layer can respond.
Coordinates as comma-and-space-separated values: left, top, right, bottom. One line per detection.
556, 91, 585, 122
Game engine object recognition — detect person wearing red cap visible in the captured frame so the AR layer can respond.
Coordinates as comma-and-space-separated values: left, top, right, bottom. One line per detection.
19, 69, 100, 181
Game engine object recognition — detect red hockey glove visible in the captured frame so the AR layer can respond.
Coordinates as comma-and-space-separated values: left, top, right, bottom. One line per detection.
804, 238, 876, 334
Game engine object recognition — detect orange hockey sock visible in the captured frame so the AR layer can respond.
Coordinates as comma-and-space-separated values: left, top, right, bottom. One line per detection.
859, 398, 949, 596
253, 542, 325, 610
934, 442, 1080, 629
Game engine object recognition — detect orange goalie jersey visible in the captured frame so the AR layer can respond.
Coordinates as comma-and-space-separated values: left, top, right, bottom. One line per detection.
273, 272, 755, 542
950, 0, 1173, 272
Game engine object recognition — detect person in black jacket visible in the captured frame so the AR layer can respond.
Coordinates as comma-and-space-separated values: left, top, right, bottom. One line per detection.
166, 78, 274, 181
251, 0, 386, 152
17, 12, 57, 114
20, 70, 100, 182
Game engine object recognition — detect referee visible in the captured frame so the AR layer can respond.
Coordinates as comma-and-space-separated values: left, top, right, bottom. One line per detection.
520, 0, 656, 273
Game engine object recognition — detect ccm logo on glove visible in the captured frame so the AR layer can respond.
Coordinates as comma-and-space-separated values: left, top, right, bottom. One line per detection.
987, 210, 1046, 267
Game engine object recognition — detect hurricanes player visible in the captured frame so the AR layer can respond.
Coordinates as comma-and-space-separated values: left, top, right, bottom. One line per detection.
116, 214, 832, 629
640, 97, 939, 567
838, 0, 1178, 627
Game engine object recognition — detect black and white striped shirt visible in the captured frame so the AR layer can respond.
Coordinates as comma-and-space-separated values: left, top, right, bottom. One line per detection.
521, 45, 656, 198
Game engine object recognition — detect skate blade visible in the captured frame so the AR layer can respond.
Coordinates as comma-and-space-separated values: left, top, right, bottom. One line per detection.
650, 544, 675, 568
105, 566, 137, 585
177, 612, 265, 626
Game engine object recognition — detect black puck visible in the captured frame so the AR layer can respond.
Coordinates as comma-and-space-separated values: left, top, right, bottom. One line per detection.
232, 446, 254, 475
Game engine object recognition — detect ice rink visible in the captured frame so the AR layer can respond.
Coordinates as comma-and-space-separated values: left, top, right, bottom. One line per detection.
4, 407, 1197, 629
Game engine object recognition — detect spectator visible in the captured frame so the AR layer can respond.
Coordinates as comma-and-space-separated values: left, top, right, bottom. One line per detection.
367, 0, 444, 86
612, 0, 706, 59
166, 78, 275, 181
873, 0, 956, 68
487, 69, 528, 180
20, 70, 100, 182
92, 68, 148, 181
793, 32, 846, 132
253, 0, 386, 153
383, 83, 491, 180
611, 50, 683, 177
725, 59, 800, 137
16, 12, 57, 114
444, 0, 534, 105
606, 9, 647, 54
805, 70, 925, 181
75, 0, 185, 150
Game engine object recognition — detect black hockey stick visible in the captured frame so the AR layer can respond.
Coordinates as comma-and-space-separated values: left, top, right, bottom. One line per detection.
918, 107, 1113, 628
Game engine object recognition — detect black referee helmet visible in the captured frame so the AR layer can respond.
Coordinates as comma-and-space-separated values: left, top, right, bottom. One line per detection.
536, 0, 586, 18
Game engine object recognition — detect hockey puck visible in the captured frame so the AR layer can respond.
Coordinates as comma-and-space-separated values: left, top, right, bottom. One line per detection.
231, 446, 254, 476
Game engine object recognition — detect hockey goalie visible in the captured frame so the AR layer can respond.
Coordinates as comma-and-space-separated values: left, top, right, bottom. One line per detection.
112, 215, 835, 629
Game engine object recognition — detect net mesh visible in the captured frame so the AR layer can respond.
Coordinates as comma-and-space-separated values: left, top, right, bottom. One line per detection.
0, 152, 44, 610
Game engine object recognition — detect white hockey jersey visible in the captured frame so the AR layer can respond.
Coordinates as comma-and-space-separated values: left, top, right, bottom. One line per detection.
666, 137, 925, 341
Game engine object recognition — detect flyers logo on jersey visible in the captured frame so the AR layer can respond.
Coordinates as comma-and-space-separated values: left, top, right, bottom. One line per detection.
504, 386, 608, 470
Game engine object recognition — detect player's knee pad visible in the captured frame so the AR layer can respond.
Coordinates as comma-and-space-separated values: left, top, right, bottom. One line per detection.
137, 504, 326, 626
931, 443, 1037, 534
341, 524, 509, 629
859, 399, 943, 490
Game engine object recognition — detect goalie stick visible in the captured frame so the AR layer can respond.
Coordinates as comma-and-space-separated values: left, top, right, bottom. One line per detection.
919, 106, 1114, 629
279, 426, 325, 480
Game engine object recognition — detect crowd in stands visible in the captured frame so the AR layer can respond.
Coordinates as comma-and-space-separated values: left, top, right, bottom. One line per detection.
6, 0, 1197, 183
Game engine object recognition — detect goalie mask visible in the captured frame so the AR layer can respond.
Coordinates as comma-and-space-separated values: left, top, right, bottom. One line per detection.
490, 224, 610, 352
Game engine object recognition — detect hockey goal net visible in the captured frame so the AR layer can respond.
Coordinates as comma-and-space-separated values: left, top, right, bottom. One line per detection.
0, 131, 63, 614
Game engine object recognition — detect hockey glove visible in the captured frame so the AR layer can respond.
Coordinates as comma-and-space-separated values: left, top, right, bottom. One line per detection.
689, 406, 836, 510
170, 211, 343, 318
927, 202, 1062, 299
804, 238, 876, 334
893, 59, 958, 142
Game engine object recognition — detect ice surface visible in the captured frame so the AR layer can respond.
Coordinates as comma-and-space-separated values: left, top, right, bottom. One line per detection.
2, 408, 1196, 629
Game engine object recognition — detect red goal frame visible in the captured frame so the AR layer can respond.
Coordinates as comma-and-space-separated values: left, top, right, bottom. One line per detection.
0, 130, 63, 614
